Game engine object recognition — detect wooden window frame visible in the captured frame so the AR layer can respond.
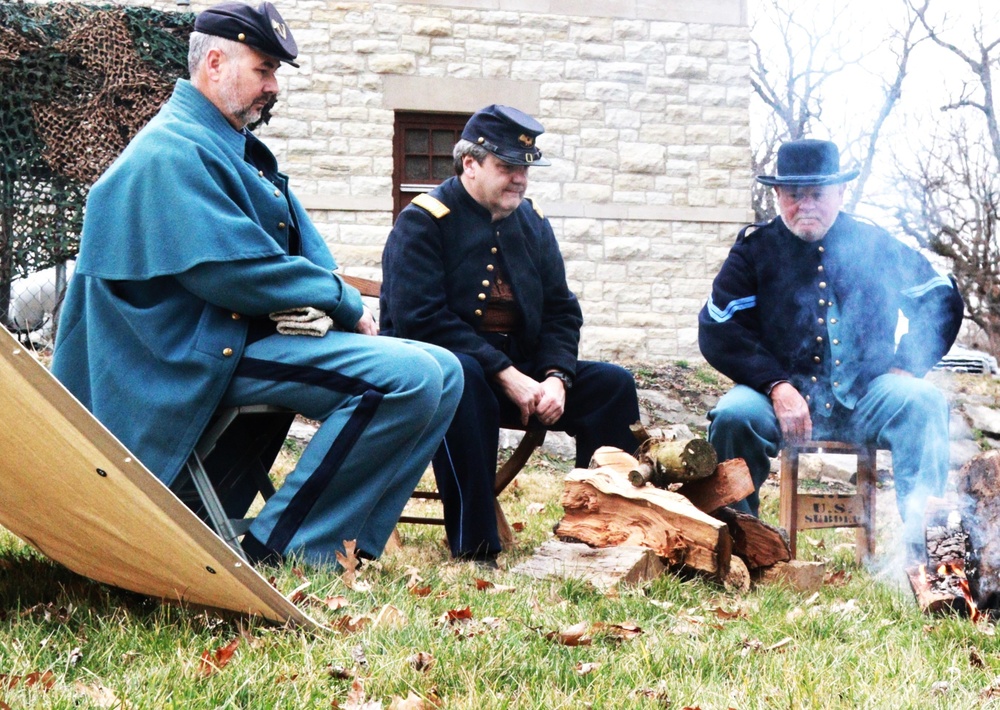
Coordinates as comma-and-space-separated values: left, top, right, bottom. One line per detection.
392, 111, 471, 221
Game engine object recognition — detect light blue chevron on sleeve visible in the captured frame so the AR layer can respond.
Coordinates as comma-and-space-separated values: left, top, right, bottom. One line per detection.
707, 294, 757, 322
901, 275, 952, 298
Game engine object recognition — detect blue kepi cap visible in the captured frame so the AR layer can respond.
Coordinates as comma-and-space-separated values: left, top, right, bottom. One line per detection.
462, 105, 551, 166
194, 2, 299, 67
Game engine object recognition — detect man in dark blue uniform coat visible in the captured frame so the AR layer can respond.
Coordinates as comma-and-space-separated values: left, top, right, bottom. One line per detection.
52, 2, 462, 567
699, 139, 963, 558
380, 105, 640, 565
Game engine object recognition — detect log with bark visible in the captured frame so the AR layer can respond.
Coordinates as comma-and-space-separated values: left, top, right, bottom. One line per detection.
711, 506, 791, 570
905, 562, 981, 620
556, 467, 732, 580
630, 438, 718, 487
677, 459, 754, 513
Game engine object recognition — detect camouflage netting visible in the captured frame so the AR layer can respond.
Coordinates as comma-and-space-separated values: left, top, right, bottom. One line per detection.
0, 2, 192, 321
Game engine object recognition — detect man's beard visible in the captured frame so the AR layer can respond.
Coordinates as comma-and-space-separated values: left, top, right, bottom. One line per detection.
219, 81, 273, 130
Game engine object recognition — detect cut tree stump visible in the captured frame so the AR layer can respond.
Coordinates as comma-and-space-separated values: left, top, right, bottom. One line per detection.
511, 540, 665, 591
677, 459, 754, 513
712, 506, 791, 570
556, 467, 731, 579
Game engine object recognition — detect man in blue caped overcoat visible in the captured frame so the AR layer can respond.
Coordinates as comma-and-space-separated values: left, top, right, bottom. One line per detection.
52, 2, 462, 566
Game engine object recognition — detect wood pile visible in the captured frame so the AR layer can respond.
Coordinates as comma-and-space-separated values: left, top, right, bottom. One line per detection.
514, 429, 825, 591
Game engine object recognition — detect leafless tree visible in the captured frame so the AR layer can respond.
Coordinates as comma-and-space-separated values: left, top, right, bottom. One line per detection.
750, 0, 919, 220
894, 1, 1000, 352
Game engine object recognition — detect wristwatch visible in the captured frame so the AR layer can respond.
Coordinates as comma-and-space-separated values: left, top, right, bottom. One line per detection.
546, 370, 574, 390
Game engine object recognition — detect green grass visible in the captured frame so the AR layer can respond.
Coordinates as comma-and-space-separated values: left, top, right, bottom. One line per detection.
1, 458, 999, 709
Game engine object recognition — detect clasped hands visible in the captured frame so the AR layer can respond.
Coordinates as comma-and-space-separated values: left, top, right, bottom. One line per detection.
494, 366, 566, 426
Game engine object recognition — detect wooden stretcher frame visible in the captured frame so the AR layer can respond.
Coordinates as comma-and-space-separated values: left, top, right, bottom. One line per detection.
0, 325, 319, 629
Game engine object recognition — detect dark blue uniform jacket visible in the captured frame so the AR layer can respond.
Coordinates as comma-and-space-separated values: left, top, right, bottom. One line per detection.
699, 213, 963, 416
380, 176, 582, 380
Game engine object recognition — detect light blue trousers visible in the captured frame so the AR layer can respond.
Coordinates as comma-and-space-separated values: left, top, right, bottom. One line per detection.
707, 374, 950, 544
219, 331, 462, 565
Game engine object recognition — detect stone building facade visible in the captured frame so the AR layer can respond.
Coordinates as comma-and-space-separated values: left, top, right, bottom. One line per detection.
66, 0, 753, 363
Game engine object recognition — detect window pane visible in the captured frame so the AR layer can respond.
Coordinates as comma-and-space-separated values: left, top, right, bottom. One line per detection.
432, 156, 453, 180
432, 130, 455, 155
405, 130, 428, 153
405, 156, 429, 180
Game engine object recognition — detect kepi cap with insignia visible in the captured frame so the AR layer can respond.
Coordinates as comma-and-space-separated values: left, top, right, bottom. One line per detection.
462, 105, 551, 167
757, 139, 859, 186
194, 2, 299, 68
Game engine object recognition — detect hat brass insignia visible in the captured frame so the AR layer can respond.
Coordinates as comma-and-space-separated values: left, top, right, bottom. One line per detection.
518, 134, 533, 147
272, 20, 287, 40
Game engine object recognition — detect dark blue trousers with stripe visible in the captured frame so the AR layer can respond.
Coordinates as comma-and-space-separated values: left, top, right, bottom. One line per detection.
218, 331, 462, 565
432, 353, 640, 559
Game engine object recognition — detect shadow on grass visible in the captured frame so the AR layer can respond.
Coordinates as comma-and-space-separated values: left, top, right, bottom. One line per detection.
0, 549, 162, 621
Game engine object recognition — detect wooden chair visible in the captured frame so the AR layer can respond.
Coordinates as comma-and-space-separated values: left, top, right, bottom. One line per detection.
342, 274, 546, 547
778, 440, 878, 565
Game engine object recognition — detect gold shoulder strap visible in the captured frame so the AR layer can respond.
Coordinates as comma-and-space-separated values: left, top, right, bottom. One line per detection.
524, 196, 544, 219
410, 193, 451, 219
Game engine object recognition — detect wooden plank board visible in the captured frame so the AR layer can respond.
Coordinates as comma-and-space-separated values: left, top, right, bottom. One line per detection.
0, 327, 319, 629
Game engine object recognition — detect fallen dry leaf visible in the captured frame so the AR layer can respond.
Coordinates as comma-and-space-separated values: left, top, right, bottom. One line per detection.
980, 677, 1000, 699
409, 651, 434, 672
511, 522, 526, 532
971, 648, 986, 669
546, 621, 592, 647
525, 503, 546, 515
575, 661, 599, 675
287, 581, 311, 604
707, 605, 746, 621
409, 584, 432, 597
332, 614, 373, 634
388, 691, 436, 709
68, 647, 83, 666
198, 638, 240, 677
374, 604, 406, 628
337, 540, 362, 590
931, 681, 949, 695
20, 603, 73, 623
441, 606, 473, 624
0, 671, 55, 691
312, 594, 350, 610
345, 677, 382, 710
327, 664, 356, 680
73, 680, 120, 708
474, 579, 516, 594
825, 569, 850, 586
594, 621, 643, 641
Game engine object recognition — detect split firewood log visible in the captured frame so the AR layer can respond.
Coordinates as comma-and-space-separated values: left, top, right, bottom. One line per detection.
556, 466, 731, 580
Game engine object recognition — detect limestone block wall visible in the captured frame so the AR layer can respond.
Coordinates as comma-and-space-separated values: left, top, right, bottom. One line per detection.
55, 0, 753, 364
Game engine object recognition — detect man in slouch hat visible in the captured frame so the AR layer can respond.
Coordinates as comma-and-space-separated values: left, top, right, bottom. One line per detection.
699, 138, 964, 560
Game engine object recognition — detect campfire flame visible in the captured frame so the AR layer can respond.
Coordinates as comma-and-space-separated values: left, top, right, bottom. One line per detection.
917, 562, 982, 622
